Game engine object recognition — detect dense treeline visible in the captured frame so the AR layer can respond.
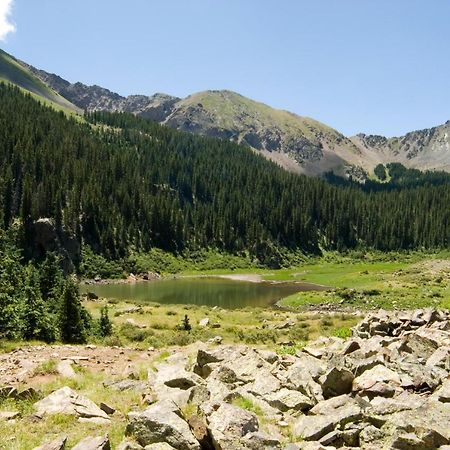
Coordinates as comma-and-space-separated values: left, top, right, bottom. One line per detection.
0, 83, 449, 271
0, 225, 95, 341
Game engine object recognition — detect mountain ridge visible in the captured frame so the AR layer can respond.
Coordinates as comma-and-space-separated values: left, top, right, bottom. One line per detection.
3, 48, 449, 176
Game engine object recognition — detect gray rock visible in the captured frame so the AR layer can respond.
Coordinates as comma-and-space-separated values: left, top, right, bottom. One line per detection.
0, 411, 19, 421
156, 364, 205, 390
71, 435, 111, 450
241, 431, 281, 449
352, 364, 401, 393
126, 400, 201, 450
431, 379, 450, 403
320, 367, 354, 398
32, 436, 67, 450
265, 388, 313, 412
104, 379, 149, 392
293, 415, 335, 441
207, 402, 259, 449
246, 369, 281, 397
117, 440, 144, 450
144, 444, 176, 450
56, 360, 76, 379
33, 387, 109, 421
100, 402, 116, 415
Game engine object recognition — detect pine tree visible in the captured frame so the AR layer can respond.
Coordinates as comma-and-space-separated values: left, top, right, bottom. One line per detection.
181, 314, 191, 332
98, 306, 113, 337
39, 252, 64, 303
59, 276, 87, 344
0, 227, 25, 339
22, 266, 56, 342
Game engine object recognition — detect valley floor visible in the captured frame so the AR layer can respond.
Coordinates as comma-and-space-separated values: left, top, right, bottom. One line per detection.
0, 252, 448, 448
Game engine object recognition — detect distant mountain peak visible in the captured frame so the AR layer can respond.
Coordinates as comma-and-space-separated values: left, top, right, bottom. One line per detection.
2, 47, 450, 176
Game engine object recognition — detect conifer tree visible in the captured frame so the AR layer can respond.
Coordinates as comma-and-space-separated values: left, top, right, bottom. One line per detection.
98, 306, 113, 337
22, 266, 56, 342
59, 276, 87, 344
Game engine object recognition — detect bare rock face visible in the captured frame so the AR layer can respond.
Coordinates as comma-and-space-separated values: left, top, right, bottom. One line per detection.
29, 218, 80, 273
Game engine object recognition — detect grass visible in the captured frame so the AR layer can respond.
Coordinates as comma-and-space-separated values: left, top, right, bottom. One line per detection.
232, 397, 264, 417
33, 359, 59, 376
0, 364, 143, 450
0, 50, 80, 116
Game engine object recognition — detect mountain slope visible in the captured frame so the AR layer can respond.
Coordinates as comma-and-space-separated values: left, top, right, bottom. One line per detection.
0, 49, 80, 113
13, 50, 450, 176
351, 122, 450, 172
161, 90, 365, 176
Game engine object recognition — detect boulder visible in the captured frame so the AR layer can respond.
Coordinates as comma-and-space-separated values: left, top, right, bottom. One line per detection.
352, 364, 401, 394
206, 402, 259, 449
241, 431, 281, 449
265, 388, 313, 412
32, 436, 67, 450
33, 387, 109, 422
293, 415, 336, 441
320, 367, 354, 398
71, 435, 111, 450
126, 400, 201, 450
199, 318, 210, 327
432, 379, 450, 403
116, 440, 144, 450
246, 370, 281, 397
156, 364, 204, 390
188, 415, 213, 450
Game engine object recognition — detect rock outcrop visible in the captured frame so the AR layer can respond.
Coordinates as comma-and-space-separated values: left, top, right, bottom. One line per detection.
122, 308, 449, 449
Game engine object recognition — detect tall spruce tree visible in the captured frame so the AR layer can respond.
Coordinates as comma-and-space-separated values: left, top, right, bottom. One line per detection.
22, 266, 56, 342
59, 276, 87, 344
0, 227, 25, 339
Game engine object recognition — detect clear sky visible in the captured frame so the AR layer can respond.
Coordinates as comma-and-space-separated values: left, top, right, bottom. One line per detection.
1, 0, 449, 137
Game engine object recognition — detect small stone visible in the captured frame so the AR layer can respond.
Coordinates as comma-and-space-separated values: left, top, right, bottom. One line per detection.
57, 360, 77, 379
100, 402, 116, 415
71, 435, 111, 450
0, 411, 19, 421
32, 435, 67, 450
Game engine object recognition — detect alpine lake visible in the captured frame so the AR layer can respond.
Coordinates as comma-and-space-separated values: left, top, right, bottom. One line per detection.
81, 277, 327, 309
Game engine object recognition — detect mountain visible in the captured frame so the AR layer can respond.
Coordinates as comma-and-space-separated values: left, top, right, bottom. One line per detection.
350, 123, 450, 173
3, 49, 450, 176
1, 82, 448, 268
0, 49, 80, 114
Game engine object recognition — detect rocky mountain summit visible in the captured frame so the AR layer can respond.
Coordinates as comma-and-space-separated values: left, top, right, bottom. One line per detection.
2, 309, 448, 449
12, 52, 449, 177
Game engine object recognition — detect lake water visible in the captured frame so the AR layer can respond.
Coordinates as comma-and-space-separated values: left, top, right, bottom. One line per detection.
81, 277, 325, 309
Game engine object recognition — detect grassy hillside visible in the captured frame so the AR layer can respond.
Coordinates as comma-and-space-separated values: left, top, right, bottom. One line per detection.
164, 90, 362, 175
0, 49, 80, 114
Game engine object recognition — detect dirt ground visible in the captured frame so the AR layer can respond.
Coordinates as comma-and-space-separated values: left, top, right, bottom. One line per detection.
0, 344, 156, 387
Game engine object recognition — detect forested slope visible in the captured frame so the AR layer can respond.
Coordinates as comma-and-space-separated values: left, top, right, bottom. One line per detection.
0, 83, 449, 269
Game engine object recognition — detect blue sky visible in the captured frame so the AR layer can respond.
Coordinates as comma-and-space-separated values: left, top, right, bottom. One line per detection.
1, 0, 450, 137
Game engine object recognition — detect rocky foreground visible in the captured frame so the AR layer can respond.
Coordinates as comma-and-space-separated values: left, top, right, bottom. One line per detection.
2, 309, 450, 450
